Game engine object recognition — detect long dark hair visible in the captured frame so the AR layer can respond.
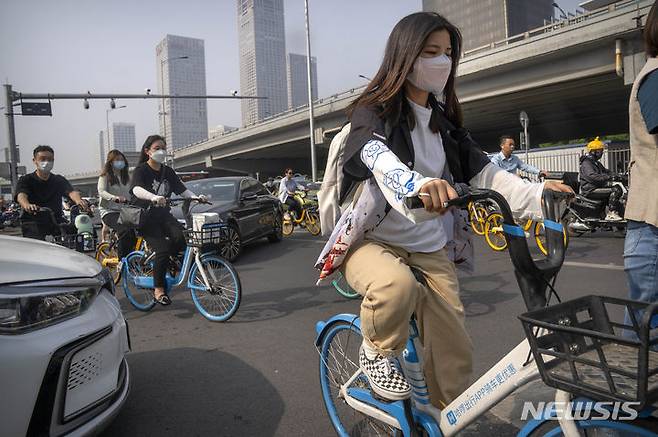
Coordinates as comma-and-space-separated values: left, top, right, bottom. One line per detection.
348, 12, 463, 129
139, 135, 166, 164
100, 149, 129, 186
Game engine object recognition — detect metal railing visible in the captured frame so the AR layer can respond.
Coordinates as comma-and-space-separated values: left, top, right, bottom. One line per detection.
462, 0, 646, 58
515, 147, 631, 179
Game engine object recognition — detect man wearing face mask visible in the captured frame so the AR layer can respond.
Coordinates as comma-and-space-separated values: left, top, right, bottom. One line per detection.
579, 137, 623, 221
15, 145, 89, 240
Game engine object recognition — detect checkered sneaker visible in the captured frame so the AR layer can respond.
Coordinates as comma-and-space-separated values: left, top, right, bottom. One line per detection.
359, 347, 411, 401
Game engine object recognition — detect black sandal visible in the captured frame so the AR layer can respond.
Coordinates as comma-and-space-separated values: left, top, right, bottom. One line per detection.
155, 294, 172, 306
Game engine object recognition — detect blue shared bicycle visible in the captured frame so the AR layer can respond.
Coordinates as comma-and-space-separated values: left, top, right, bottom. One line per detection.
121, 198, 241, 322
316, 189, 658, 436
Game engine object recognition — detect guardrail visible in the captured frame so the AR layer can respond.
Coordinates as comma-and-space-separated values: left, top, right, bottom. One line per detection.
517, 147, 630, 180
462, 0, 646, 58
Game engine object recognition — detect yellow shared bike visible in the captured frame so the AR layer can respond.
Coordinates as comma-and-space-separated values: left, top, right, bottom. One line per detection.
282, 190, 321, 236
485, 213, 568, 255
95, 231, 146, 284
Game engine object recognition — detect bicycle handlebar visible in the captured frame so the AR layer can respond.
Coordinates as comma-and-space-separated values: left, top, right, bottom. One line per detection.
405, 187, 573, 311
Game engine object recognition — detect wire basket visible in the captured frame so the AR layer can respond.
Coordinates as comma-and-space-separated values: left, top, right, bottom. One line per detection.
52, 232, 97, 253
519, 295, 658, 408
184, 223, 227, 247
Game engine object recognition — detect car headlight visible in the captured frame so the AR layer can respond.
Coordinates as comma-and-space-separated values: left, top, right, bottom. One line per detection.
0, 271, 111, 335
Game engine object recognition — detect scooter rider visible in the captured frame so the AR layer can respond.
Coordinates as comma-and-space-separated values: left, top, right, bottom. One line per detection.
578, 137, 623, 221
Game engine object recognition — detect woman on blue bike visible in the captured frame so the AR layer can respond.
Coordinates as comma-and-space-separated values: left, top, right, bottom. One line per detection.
316, 12, 572, 409
131, 135, 205, 306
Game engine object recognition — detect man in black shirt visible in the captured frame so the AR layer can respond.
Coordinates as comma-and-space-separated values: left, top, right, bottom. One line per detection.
16, 145, 88, 240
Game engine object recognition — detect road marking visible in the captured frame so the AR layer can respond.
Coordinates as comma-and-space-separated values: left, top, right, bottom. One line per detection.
563, 261, 624, 271
290, 237, 325, 243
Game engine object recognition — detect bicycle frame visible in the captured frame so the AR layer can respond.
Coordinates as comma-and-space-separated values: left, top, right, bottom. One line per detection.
316, 315, 587, 437
132, 245, 213, 292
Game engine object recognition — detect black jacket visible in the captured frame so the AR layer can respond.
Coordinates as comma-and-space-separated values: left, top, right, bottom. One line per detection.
340, 100, 491, 204
579, 154, 610, 195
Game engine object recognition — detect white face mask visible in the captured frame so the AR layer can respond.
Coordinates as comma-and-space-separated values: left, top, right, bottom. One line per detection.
407, 54, 452, 96
150, 149, 167, 164
38, 161, 54, 173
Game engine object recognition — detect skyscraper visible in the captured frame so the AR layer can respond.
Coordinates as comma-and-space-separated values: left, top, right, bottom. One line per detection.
109, 122, 136, 153
237, 0, 288, 125
287, 53, 318, 110
156, 34, 208, 150
422, 0, 554, 52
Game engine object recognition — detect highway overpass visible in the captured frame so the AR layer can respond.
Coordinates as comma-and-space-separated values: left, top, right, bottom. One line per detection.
63, 0, 651, 193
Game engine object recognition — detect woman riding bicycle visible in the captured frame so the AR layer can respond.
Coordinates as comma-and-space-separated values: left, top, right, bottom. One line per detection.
316, 12, 573, 409
97, 149, 136, 261
278, 168, 305, 219
131, 135, 205, 306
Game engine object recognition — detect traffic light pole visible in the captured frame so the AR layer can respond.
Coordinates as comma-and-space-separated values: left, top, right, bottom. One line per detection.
4, 84, 19, 194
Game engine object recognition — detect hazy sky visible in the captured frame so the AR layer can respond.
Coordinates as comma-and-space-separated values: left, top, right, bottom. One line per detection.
0, 0, 582, 175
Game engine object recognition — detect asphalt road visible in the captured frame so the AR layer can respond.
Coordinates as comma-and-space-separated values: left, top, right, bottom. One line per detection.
93, 228, 628, 437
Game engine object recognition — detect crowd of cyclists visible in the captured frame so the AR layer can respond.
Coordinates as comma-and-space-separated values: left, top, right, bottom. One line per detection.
6, 5, 657, 431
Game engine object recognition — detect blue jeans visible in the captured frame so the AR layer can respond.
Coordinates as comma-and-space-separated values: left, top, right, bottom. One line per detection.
623, 221, 658, 336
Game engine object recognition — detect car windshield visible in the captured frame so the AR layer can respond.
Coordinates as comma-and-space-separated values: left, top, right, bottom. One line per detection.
185, 180, 237, 202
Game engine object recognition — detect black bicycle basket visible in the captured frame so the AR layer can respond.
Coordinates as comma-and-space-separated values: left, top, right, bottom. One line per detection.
52, 232, 96, 253
184, 222, 228, 248
519, 295, 658, 408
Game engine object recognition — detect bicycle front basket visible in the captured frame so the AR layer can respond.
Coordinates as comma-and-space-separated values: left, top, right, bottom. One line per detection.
184, 222, 227, 247
519, 295, 658, 408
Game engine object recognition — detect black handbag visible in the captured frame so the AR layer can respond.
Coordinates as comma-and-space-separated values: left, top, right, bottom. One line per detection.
118, 167, 165, 228
118, 205, 146, 228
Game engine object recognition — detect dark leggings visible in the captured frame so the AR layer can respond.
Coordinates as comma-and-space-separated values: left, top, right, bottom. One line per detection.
140, 212, 186, 288
284, 196, 302, 217
101, 212, 137, 259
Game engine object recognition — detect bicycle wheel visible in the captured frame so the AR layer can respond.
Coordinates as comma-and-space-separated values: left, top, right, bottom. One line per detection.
282, 217, 294, 236
332, 272, 360, 299
305, 211, 321, 236
485, 213, 508, 251
96, 241, 122, 284
526, 418, 658, 436
188, 255, 241, 322
122, 251, 156, 311
319, 320, 401, 436
469, 205, 488, 236
534, 221, 569, 256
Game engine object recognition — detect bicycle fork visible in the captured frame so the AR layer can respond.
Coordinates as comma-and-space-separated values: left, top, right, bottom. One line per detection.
193, 250, 213, 290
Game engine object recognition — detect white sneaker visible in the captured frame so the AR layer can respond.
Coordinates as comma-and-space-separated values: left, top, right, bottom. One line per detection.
359, 342, 411, 401
605, 211, 623, 221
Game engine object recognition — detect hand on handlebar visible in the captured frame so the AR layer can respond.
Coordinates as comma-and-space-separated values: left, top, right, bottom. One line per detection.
24, 203, 40, 214
418, 179, 459, 214
197, 194, 210, 204
152, 195, 167, 207
543, 181, 574, 199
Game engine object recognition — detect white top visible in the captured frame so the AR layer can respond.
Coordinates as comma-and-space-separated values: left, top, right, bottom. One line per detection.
278, 177, 303, 203
367, 99, 450, 252
97, 174, 131, 217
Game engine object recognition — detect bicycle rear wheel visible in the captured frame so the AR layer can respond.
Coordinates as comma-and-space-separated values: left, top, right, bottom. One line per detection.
188, 255, 241, 322
332, 272, 360, 299
485, 213, 508, 251
122, 251, 156, 311
95, 241, 122, 284
319, 321, 400, 436
534, 221, 569, 256
305, 211, 321, 236
469, 205, 488, 236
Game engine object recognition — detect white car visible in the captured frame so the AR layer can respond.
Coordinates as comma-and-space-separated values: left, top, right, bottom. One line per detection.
0, 235, 130, 436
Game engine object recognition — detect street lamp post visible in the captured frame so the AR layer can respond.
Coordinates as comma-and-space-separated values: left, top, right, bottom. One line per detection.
105, 105, 127, 157
304, 0, 317, 182
159, 56, 189, 143
519, 111, 530, 162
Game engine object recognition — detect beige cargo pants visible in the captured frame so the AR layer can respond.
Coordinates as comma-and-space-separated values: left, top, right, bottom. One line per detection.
342, 240, 473, 408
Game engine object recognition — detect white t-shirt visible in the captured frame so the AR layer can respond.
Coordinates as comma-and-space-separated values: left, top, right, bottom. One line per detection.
367, 99, 451, 253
